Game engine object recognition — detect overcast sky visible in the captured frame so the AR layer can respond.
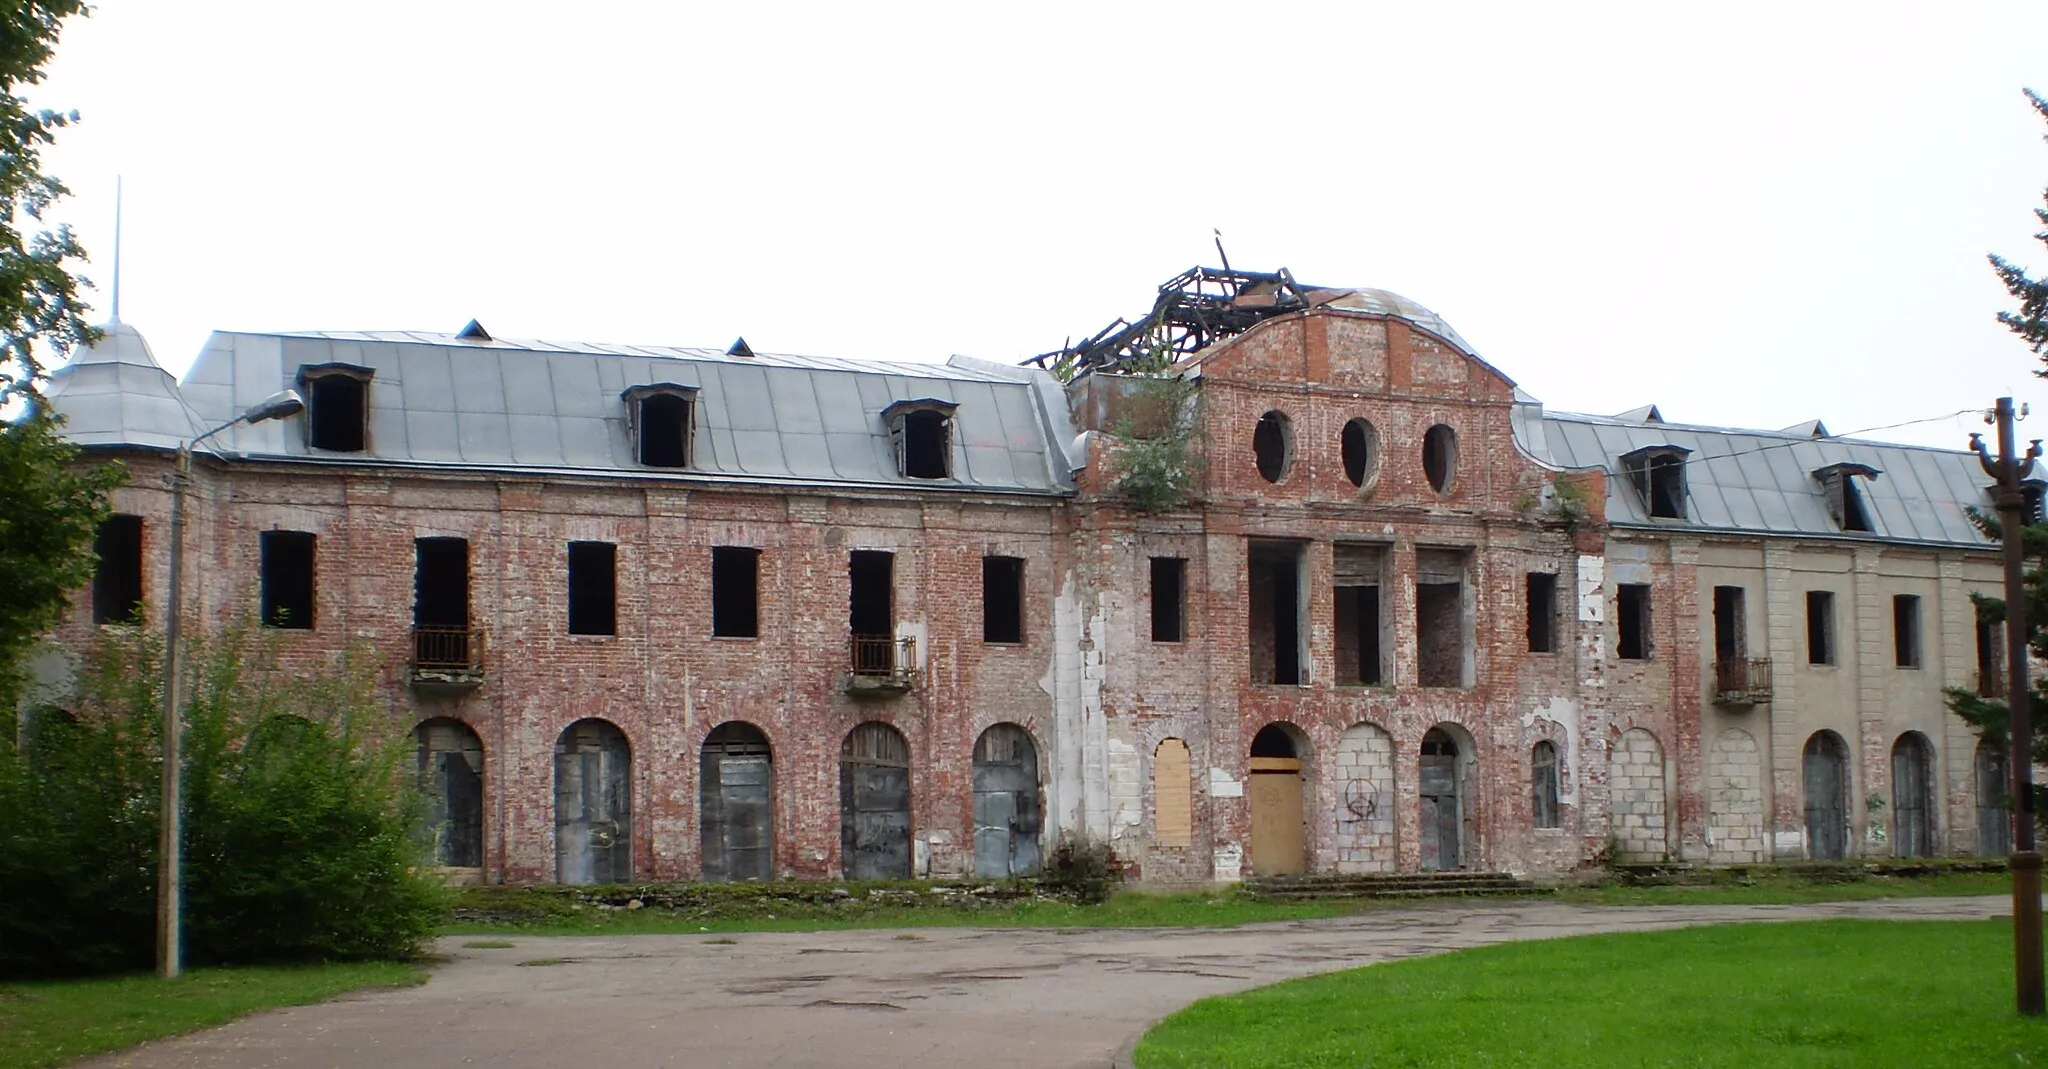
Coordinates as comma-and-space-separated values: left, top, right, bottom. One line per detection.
29, 1, 2048, 449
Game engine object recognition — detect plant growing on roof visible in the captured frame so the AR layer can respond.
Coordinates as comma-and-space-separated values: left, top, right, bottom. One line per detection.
1110, 370, 1205, 513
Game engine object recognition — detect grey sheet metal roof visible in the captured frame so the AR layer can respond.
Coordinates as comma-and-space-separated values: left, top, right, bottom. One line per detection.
42, 322, 206, 450
1521, 406, 1996, 548
65, 327, 1077, 494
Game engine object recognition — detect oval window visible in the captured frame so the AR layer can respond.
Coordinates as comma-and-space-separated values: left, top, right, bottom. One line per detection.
1341, 418, 1378, 489
1423, 424, 1457, 493
1253, 411, 1292, 484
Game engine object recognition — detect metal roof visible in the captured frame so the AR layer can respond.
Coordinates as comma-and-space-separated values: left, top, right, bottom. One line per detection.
1519, 406, 1996, 548
60, 327, 1078, 494
41, 322, 206, 450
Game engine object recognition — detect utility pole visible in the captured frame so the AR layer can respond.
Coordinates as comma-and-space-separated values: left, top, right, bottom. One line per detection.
1971, 395, 2045, 1017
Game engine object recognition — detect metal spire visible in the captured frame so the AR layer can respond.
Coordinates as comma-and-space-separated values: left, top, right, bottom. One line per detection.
110, 175, 122, 323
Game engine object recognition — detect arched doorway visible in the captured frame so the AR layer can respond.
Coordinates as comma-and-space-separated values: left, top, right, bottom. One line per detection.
972, 723, 1042, 877
412, 718, 483, 869
1420, 726, 1473, 870
1978, 739, 2011, 856
1248, 723, 1307, 876
1802, 730, 1850, 860
701, 722, 774, 882
841, 722, 912, 879
1890, 732, 1936, 857
1335, 722, 1396, 872
555, 719, 631, 885
1609, 728, 1668, 861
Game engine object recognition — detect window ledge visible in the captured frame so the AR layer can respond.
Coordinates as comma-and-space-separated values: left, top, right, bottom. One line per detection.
566, 633, 618, 642
711, 634, 761, 642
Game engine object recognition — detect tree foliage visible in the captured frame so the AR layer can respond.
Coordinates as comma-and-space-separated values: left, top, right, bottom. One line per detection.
0, 628, 449, 979
0, 1, 122, 708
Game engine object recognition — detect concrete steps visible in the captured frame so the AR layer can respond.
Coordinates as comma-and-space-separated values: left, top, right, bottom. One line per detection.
1242, 871, 1551, 901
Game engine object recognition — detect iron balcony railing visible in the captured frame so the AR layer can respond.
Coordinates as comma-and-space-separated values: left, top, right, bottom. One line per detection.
411, 627, 485, 677
850, 634, 916, 678
1712, 657, 1773, 706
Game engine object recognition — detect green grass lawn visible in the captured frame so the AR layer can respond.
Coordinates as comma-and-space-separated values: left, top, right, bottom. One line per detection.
0, 963, 424, 1069
1133, 919, 2048, 1068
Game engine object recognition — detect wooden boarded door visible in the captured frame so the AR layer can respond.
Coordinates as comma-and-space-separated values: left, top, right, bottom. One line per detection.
841, 722, 911, 879
1890, 733, 1934, 858
1420, 729, 1461, 871
414, 718, 483, 868
555, 719, 632, 885
701, 722, 774, 882
1978, 741, 2011, 856
1249, 757, 1305, 875
1802, 731, 1848, 860
973, 724, 1042, 878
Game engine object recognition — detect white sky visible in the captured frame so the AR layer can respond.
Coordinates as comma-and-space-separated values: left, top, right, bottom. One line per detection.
29, 1, 2048, 449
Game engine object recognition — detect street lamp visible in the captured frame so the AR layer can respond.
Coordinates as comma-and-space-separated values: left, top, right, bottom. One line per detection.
158, 388, 303, 980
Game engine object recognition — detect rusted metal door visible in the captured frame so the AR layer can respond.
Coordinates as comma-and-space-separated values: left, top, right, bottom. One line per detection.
841, 722, 911, 880
1978, 741, 2011, 856
1420, 731, 1461, 871
1802, 732, 1848, 860
414, 718, 484, 868
555, 719, 632, 885
1249, 756, 1306, 875
701, 723, 774, 882
973, 724, 1041, 878
1890, 733, 1934, 857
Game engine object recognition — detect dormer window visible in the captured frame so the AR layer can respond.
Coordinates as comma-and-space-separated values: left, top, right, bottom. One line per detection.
883, 398, 956, 480
1621, 446, 1690, 520
624, 383, 697, 468
1814, 462, 1881, 532
298, 363, 373, 453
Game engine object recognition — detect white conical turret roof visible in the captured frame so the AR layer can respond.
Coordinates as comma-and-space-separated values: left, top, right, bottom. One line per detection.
42, 321, 206, 450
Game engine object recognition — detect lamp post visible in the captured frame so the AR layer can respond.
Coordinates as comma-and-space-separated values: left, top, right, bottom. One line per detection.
158, 389, 304, 980
1970, 395, 2045, 1017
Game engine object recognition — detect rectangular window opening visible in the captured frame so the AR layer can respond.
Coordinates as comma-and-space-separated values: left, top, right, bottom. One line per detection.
567, 541, 617, 636
414, 537, 471, 630
1617, 583, 1652, 661
307, 374, 367, 452
1806, 590, 1836, 665
1976, 610, 2005, 696
850, 550, 895, 673
1526, 572, 1558, 653
637, 393, 693, 468
1416, 548, 1470, 687
1532, 744, 1561, 830
1249, 541, 1306, 685
1647, 457, 1685, 519
900, 411, 950, 479
711, 546, 760, 638
1842, 479, 1874, 532
1713, 585, 1745, 661
982, 555, 1024, 644
1894, 594, 1922, 668
1150, 556, 1186, 643
1335, 544, 1385, 684
92, 514, 144, 625
259, 531, 316, 630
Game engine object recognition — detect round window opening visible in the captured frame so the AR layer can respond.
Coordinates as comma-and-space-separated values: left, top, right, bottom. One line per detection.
1341, 417, 1378, 489
1423, 424, 1457, 493
1252, 411, 1292, 484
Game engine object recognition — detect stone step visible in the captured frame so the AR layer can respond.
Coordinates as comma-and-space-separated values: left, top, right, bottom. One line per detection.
1249, 885, 1552, 901
1242, 871, 1545, 900
1247, 871, 1526, 889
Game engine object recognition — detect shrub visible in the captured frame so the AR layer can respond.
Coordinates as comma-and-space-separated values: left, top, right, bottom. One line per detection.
0, 628, 447, 978
1038, 835, 1125, 904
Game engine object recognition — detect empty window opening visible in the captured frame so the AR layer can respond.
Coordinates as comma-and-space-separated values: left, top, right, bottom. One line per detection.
850, 550, 894, 672
891, 406, 954, 480
304, 369, 369, 452
1340, 418, 1377, 489
1252, 410, 1292, 483
91, 514, 144, 625
1334, 544, 1386, 685
1532, 740, 1561, 830
567, 541, 617, 636
1527, 572, 1558, 653
1617, 583, 1652, 661
1893, 594, 1922, 668
1976, 609, 2005, 696
1250, 723, 1299, 759
414, 537, 471, 630
1646, 455, 1686, 518
1815, 463, 1880, 532
1248, 541, 1306, 685
634, 389, 694, 468
1841, 478, 1873, 531
1416, 549, 1469, 687
711, 546, 760, 638
1150, 556, 1186, 642
259, 530, 316, 630
1806, 590, 1836, 665
1713, 585, 1746, 661
1422, 424, 1458, 493
983, 555, 1025, 644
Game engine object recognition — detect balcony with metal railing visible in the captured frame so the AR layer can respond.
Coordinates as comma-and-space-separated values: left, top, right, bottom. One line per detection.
1712, 657, 1773, 707
846, 634, 917, 698
410, 627, 486, 691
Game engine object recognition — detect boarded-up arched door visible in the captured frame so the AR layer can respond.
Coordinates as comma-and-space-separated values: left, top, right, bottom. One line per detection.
1248, 724, 1306, 876
701, 722, 774, 882
841, 722, 911, 879
555, 719, 631, 884
973, 724, 1042, 877
413, 718, 483, 868
1802, 731, 1849, 860
1420, 728, 1464, 870
1890, 732, 1935, 857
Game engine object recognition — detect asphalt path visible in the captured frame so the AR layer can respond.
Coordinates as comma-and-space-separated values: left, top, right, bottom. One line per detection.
78, 895, 2013, 1069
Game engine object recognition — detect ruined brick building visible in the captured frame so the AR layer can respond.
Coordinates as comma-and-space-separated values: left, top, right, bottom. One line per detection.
34, 268, 2021, 885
